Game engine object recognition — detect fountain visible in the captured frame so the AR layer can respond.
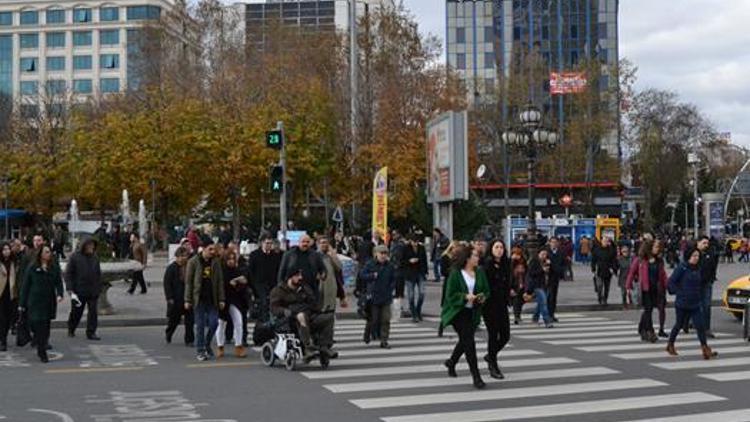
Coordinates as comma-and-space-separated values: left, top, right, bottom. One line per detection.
138, 200, 147, 243
121, 189, 131, 228
69, 199, 79, 251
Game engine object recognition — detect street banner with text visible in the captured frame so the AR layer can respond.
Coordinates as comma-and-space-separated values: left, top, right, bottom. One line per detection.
372, 167, 388, 241
550, 72, 588, 94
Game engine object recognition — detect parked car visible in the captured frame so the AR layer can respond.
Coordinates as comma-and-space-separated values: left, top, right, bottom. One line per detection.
722, 276, 750, 321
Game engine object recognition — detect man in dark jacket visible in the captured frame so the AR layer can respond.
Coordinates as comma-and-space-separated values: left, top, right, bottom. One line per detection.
402, 234, 428, 322
65, 237, 103, 340
247, 235, 282, 322
546, 237, 566, 322
389, 230, 407, 317
276, 234, 326, 296
164, 246, 194, 345
431, 228, 449, 282
359, 245, 396, 349
270, 268, 334, 362
697, 236, 718, 338
185, 242, 225, 361
591, 236, 619, 305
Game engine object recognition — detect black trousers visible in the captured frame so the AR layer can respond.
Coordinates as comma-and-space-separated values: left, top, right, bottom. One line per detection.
129, 270, 147, 293
364, 303, 391, 341
166, 301, 194, 344
512, 294, 524, 320
547, 280, 559, 318
449, 308, 480, 378
29, 319, 50, 356
597, 275, 612, 304
0, 288, 11, 344
252, 282, 270, 322
484, 304, 510, 360
639, 288, 658, 335
67, 294, 99, 336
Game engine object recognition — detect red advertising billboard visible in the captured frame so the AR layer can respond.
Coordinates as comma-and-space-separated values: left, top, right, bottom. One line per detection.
550, 72, 588, 94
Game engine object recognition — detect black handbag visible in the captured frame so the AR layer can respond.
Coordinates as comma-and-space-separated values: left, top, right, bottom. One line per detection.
15, 311, 32, 347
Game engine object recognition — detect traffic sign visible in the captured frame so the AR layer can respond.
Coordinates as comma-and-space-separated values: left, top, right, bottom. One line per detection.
270, 165, 283, 193
266, 130, 283, 149
332, 206, 344, 222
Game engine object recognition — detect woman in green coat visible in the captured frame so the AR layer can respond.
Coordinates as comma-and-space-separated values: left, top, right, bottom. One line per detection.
19, 245, 64, 363
440, 244, 490, 389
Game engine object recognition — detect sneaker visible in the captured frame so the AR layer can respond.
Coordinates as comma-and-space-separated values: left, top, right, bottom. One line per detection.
196, 353, 208, 362
545, 323, 554, 329
205, 347, 215, 359
658, 330, 668, 338
380, 341, 391, 349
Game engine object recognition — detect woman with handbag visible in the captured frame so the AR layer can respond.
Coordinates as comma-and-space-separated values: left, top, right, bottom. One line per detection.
665, 248, 717, 359
0, 242, 17, 351
441, 244, 490, 389
626, 239, 667, 343
19, 245, 64, 363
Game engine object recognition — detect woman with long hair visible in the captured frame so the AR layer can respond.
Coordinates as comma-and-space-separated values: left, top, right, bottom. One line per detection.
626, 239, 667, 343
510, 246, 527, 324
437, 241, 462, 337
215, 250, 249, 358
441, 245, 490, 389
19, 245, 64, 362
481, 239, 511, 379
0, 242, 17, 351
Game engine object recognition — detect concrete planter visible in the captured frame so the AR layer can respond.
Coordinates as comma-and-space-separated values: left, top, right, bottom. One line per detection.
61, 260, 143, 316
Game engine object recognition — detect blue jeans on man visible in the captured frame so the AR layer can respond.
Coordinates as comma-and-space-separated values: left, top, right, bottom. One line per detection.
194, 303, 219, 355
532, 288, 551, 325
405, 276, 426, 320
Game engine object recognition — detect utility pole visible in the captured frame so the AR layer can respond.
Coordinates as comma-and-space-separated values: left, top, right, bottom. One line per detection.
278, 121, 288, 245
150, 179, 156, 252
3, 175, 9, 239
350, 0, 359, 231
689, 153, 700, 237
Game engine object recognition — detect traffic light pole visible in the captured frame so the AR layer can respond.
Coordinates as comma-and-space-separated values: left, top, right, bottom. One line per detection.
278, 121, 288, 246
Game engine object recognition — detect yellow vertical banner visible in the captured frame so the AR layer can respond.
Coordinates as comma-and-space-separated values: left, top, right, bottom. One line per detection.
372, 167, 388, 241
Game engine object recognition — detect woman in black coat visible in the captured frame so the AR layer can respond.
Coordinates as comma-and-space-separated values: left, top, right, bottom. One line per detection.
0, 242, 17, 351
481, 239, 511, 379
19, 246, 64, 363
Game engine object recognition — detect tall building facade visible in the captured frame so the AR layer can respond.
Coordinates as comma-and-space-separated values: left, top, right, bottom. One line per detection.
0, 0, 186, 121
234, 0, 382, 49
447, 0, 620, 155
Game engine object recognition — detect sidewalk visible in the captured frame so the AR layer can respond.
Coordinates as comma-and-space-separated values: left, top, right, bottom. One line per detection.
52, 257, 750, 328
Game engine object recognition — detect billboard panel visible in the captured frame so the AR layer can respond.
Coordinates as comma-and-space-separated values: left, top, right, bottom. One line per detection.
426, 111, 468, 203
550, 72, 588, 94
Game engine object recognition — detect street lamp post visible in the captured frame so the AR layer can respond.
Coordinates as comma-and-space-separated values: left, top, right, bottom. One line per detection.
688, 153, 700, 237
2, 175, 9, 240
149, 179, 156, 252
502, 104, 559, 258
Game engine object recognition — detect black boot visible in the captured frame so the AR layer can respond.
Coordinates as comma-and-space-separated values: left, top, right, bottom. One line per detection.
437, 324, 444, 338
444, 359, 457, 378
484, 354, 504, 379
472, 374, 486, 389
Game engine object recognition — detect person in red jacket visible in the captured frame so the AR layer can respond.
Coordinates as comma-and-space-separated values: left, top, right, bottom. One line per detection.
626, 239, 667, 343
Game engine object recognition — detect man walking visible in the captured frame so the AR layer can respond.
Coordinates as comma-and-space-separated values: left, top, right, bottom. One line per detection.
128, 233, 148, 295
185, 242, 225, 361
359, 245, 396, 349
431, 228, 449, 282
697, 236, 718, 338
247, 235, 282, 322
277, 234, 326, 297
591, 236, 619, 305
65, 237, 102, 340
546, 237, 565, 322
164, 246, 194, 345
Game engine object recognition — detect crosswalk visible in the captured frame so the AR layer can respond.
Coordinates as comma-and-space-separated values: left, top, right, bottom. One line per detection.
277, 312, 750, 421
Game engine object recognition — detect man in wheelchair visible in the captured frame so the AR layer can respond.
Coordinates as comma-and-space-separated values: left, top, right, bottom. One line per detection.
270, 268, 334, 363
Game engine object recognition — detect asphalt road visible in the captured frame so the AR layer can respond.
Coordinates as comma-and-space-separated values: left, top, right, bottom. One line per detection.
1, 308, 749, 422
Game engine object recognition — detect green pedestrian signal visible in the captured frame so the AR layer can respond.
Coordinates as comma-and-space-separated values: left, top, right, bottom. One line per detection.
270, 165, 283, 193
266, 130, 283, 149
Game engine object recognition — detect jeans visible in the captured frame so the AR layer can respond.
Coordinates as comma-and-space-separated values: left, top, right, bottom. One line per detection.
67, 294, 99, 337
669, 307, 706, 345
701, 284, 713, 331
405, 277, 425, 318
216, 304, 244, 347
194, 303, 219, 354
532, 289, 551, 325
433, 260, 442, 282
449, 308, 480, 378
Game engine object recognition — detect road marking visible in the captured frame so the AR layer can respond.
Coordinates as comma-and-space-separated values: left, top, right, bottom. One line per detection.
335, 327, 435, 335
612, 346, 750, 360
45, 367, 144, 374
335, 337, 457, 348
512, 323, 634, 334
323, 366, 619, 393
515, 320, 635, 328
353, 378, 665, 409
336, 349, 540, 367
380, 392, 726, 422
545, 336, 643, 345
653, 357, 750, 370
301, 357, 577, 379
338, 343, 495, 357
335, 332, 442, 341
186, 362, 253, 368
27, 409, 74, 422
620, 409, 750, 422
577, 338, 746, 352
698, 370, 750, 382
516, 329, 635, 339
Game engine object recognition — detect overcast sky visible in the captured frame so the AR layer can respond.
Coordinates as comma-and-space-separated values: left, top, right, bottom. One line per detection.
402, 0, 750, 146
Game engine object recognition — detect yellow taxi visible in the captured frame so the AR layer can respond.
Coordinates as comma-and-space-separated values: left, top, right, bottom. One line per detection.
722, 276, 750, 321
726, 237, 743, 251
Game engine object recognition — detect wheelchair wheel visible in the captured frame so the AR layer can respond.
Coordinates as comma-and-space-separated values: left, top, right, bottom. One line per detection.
261, 342, 276, 367
285, 353, 297, 371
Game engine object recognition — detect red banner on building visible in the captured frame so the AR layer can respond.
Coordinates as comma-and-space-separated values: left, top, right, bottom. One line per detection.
550, 72, 587, 94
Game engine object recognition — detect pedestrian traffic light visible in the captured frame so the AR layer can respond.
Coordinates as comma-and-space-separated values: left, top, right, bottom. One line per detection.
266, 130, 283, 149
270, 165, 283, 193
